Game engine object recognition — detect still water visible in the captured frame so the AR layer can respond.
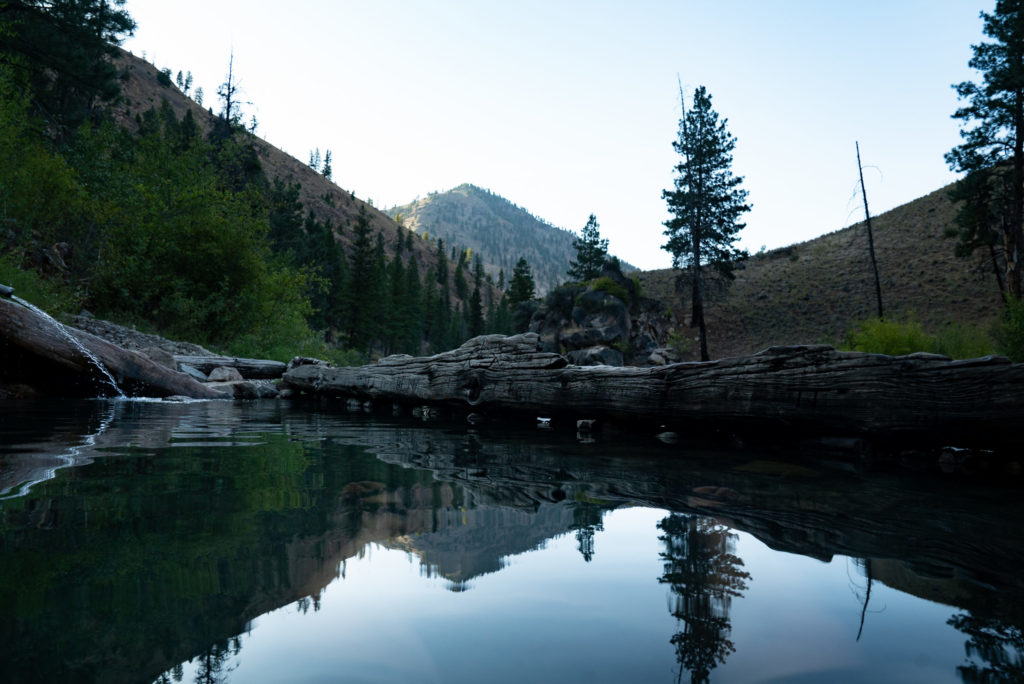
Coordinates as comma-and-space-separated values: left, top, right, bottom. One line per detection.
0, 399, 1021, 683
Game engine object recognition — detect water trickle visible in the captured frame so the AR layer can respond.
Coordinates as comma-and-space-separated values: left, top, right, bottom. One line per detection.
12, 295, 126, 398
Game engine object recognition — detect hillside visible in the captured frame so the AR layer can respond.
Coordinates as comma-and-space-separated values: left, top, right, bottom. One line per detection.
638, 185, 1005, 360
387, 184, 633, 295
114, 52, 431, 271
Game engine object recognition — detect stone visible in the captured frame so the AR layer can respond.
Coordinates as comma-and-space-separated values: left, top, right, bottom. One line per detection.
205, 380, 279, 399
567, 346, 623, 367
179, 364, 208, 382
287, 356, 330, 372
140, 346, 176, 371
208, 366, 244, 382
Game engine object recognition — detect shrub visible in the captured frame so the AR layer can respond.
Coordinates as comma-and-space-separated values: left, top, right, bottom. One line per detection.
933, 323, 994, 360
0, 253, 81, 315
843, 317, 935, 356
589, 276, 630, 304
994, 297, 1024, 362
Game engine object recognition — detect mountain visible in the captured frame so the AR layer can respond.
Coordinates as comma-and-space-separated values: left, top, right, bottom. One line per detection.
638, 185, 1005, 360
387, 184, 633, 295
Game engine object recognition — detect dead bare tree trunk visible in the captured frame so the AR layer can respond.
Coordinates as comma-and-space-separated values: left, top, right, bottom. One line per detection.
857, 141, 884, 319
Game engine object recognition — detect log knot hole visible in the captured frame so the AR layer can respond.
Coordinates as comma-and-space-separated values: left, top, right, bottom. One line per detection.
464, 375, 483, 405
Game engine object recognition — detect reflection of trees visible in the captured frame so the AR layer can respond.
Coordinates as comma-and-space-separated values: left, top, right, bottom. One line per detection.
570, 503, 605, 563
658, 514, 750, 684
949, 612, 1024, 683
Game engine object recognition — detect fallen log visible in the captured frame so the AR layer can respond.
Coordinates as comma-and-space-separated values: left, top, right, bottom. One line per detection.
0, 297, 228, 399
282, 332, 1024, 447
173, 355, 286, 379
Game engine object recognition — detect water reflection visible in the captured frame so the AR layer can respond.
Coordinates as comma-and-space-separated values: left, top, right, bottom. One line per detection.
0, 400, 1021, 683
948, 612, 1024, 683
658, 515, 750, 683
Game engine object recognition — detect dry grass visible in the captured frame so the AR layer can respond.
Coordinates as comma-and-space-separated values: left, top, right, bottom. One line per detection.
638, 187, 1004, 360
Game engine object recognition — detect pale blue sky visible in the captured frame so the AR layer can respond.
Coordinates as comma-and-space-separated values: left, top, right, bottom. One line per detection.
125, 1, 990, 271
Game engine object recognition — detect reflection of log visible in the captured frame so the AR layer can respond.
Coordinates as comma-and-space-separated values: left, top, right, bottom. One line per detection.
0, 297, 227, 399
173, 355, 286, 379
283, 332, 1024, 447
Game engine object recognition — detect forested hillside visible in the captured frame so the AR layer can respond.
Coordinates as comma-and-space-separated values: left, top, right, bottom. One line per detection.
387, 184, 633, 295
0, 2, 510, 362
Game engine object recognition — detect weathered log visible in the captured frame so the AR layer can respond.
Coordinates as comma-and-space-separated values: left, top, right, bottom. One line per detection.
173, 355, 286, 379
282, 332, 1024, 447
0, 297, 228, 399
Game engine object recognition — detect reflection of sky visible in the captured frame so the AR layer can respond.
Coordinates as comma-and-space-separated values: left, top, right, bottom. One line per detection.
725, 532, 966, 684
171, 509, 976, 684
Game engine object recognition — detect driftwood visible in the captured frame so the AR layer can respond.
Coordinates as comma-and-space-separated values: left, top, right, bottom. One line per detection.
0, 297, 227, 399
283, 332, 1024, 447
173, 355, 286, 379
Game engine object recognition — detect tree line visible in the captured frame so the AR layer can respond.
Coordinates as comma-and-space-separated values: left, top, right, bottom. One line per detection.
0, 0, 541, 362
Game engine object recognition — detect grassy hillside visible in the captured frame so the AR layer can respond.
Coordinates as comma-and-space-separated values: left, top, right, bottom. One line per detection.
387, 184, 634, 295
638, 186, 1004, 360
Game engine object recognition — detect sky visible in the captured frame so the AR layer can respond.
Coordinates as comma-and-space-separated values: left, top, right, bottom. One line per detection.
123, 1, 991, 272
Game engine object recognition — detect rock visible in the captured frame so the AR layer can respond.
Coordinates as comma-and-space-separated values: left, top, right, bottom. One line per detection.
205, 380, 279, 399
140, 346, 176, 371
208, 366, 244, 382
287, 356, 330, 372
67, 315, 212, 355
567, 345, 623, 367
173, 355, 287, 379
179, 364, 208, 382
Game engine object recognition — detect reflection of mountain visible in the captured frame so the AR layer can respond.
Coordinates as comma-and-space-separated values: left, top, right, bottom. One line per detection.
1, 402, 1023, 683
386, 503, 579, 586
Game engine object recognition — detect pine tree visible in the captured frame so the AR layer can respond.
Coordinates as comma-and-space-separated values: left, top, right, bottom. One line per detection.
946, 0, 1024, 300
662, 85, 750, 361
0, 0, 136, 139
568, 213, 609, 281
322, 150, 332, 181
341, 206, 377, 350
508, 257, 536, 305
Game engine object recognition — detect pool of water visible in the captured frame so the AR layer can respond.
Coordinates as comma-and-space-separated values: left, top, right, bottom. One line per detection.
1, 399, 1021, 683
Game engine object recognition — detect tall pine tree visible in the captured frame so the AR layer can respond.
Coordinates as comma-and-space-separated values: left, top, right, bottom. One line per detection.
662, 85, 749, 361
946, 0, 1024, 300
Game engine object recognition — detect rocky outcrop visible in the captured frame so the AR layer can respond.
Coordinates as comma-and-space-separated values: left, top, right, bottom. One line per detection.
528, 261, 673, 366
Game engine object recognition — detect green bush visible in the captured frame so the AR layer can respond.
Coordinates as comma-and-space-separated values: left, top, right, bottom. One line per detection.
933, 323, 994, 360
0, 253, 81, 315
843, 316, 995, 359
844, 317, 935, 356
589, 276, 630, 304
994, 297, 1024, 362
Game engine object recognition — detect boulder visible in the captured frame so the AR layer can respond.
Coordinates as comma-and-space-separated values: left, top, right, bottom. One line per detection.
140, 346, 176, 371
208, 366, 244, 382
205, 379, 279, 399
179, 364, 208, 382
567, 345, 624, 367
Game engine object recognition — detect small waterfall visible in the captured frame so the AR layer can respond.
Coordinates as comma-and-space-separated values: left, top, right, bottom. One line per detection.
11, 295, 126, 398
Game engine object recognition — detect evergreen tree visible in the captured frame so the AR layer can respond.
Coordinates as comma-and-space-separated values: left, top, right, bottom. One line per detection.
946, 0, 1024, 300
568, 213, 609, 281
386, 250, 407, 354
508, 256, 536, 305
403, 258, 424, 353
662, 85, 750, 361
468, 285, 485, 337
322, 149, 332, 181
341, 206, 377, 351
0, 0, 136, 140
